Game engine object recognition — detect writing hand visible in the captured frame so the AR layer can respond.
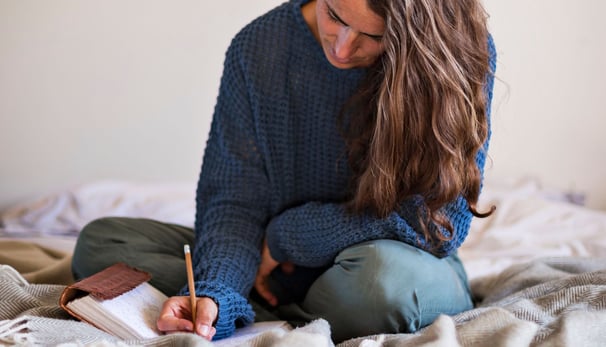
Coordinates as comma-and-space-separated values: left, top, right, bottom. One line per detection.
157, 296, 218, 340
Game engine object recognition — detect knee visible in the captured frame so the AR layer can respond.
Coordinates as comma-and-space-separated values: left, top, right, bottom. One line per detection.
337, 239, 436, 294
74, 218, 122, 256
72, 217, 127, 279
344, 239, 470, 310
339, 240, 433, 328
304, 240, 471, 341
79, 217, 127, 239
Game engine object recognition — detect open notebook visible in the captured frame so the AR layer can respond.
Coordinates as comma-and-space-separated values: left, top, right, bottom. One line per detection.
59, 262, 291, 343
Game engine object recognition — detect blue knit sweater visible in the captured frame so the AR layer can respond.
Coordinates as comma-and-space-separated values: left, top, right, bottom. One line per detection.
180, 0, 497, 339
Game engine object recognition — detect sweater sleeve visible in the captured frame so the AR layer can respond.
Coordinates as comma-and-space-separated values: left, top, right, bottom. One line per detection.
266, 36, 498, 268
265, 193, 473, 267
177, 37, 268, 339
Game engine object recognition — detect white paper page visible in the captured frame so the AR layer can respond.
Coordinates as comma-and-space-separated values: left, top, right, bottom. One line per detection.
67, 282, 167, 340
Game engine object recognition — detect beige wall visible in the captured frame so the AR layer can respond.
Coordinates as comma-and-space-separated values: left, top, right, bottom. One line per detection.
1, 0, 605, 211
0, 0, 281, 210
483, 0, 606, 209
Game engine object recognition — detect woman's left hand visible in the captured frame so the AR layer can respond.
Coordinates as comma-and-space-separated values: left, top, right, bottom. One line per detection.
254, 240, 294, 306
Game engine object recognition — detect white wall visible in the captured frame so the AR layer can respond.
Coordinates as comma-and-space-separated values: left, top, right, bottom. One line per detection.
482, 0, 606, 209
1, 0, 605, 211
0, 0, 283, 210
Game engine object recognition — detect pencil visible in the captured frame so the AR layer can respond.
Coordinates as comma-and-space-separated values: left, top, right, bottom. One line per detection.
184, 244, 197, 324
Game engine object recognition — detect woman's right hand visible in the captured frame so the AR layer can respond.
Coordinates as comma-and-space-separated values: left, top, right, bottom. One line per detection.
157, 296, 218, 340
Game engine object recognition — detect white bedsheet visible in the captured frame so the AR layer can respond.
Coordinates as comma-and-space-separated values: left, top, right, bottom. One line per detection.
0, 180, 196, 236
1, 177, 605, 280
459, 177, 606, 279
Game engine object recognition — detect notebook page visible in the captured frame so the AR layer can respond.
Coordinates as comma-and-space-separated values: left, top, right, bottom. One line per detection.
67, 282, 167, 340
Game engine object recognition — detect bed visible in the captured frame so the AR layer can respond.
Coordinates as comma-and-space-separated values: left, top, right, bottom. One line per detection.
1, 177, 605, 346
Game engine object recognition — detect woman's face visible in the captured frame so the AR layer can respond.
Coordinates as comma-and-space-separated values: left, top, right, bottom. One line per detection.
315, 0, 386, 69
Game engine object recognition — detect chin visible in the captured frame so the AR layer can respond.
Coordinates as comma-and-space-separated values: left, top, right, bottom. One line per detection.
328, 60, 357, 69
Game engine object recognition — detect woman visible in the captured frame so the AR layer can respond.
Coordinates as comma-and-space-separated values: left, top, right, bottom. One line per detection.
72, 0, 497, 342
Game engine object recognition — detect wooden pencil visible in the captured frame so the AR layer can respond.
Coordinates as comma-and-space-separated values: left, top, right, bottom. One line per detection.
184, 244, 197, 324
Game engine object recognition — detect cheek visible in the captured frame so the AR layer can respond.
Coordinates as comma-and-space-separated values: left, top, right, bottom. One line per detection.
362, 43, 385, 60
317, 17, 339, 39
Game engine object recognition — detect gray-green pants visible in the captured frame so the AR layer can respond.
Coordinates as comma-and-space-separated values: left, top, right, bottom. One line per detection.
72, 217, 473, 342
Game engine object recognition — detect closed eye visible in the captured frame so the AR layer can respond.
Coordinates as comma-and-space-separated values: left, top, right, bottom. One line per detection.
325, 4, 384, 42
326, 7, 344, 25
365, 33, 383, 42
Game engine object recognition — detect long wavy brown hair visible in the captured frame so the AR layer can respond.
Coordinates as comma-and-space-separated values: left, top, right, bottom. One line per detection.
341, 0, 496, 249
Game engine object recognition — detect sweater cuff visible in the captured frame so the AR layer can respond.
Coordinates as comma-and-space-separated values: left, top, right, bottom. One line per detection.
179, 281, 254, 340
265, 217, 289, 263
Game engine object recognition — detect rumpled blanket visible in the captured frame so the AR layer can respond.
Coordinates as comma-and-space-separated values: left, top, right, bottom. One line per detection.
0, 240, 74, 285
1, 257, 606, 347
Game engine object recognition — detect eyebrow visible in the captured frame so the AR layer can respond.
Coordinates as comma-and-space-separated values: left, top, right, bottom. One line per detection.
326, 3, 384, 39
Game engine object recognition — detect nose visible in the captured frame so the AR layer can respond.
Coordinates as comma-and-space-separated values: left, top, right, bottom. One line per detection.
334, 27, 357, 59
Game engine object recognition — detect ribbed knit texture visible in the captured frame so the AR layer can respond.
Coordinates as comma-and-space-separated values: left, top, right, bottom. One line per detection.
179, 0, 497, 339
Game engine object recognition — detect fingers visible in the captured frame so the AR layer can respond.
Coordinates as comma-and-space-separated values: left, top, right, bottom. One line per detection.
156, 296, 218, 341
157, 314, 194, 333
281, 261, 295, 274
193, 297, 218, 340
255, 240, 280, 306
157, 297, 194, 333
254, 271, 278, 306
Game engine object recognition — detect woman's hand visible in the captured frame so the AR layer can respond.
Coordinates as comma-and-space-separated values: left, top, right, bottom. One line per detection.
254, 240, 294, 306
157, 296, 218, 340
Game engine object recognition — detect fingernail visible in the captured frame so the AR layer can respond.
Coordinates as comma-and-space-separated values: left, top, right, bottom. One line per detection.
199, 324, 211, 336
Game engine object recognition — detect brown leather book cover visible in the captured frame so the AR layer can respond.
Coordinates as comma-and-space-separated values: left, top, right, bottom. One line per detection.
59, 262, 152, 324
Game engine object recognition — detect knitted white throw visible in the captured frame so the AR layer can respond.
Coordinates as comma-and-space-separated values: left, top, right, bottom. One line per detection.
2, 257, 606, 347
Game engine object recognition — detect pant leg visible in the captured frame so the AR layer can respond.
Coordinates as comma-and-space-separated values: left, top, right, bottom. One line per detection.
276, 239, 473, 343
72, 217, 195, 296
